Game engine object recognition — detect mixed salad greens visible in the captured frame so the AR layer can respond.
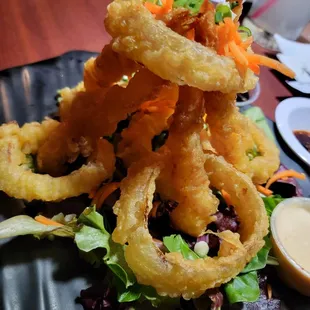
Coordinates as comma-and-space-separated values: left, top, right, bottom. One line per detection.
0, 105, 304, 309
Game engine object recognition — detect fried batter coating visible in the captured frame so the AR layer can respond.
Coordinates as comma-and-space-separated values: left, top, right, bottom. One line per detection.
112, 154, 268, 298
162, 8, 199, 36
117, 83, 178, 166
37, 68, 166, 176
58, 82, 85, 121
158, 86, 218, 236
84, 43, 139, 91
105, 0, 257, 93
195, 6, 218, 48
204, 92, 280, 184
0, 121, 115, 201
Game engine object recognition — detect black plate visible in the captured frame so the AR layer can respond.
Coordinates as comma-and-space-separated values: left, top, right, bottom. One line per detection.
0, 51, 310, 310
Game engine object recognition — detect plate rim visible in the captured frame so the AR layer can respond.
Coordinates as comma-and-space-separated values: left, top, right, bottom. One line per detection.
275, 97, 310, 166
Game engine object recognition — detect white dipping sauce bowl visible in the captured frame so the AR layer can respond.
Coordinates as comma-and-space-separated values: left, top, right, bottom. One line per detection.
271, 197, 310, 296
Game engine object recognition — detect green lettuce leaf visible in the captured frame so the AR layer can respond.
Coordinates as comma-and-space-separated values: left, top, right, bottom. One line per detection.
224, 271, 260, 303
0, 215, 74, 239
163, 234, 200, 260
262, 195, 284, 217
75, 225, 109, 253
76, 207, 136, 288
78, 206, 106, 231
242, 237, 272, 273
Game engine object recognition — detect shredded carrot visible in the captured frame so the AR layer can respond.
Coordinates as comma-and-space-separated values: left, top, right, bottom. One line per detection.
200, 0, 214, 13
92, 182, 120, 209
141, 99, 176, 114
221, 189, 232, 206
248, 63, 260, 75
228, 41, 248, 66
35, 215, 64, 227
256, 184, 273, 196
246, 54, 295, 78
144, 0, 172, 15
143, 0, 295, 78
215, 16, 295, 78
144, 2, 163, 14
265, 170, 306, 189
186, 28, 195, 41
161, 0, 173, 13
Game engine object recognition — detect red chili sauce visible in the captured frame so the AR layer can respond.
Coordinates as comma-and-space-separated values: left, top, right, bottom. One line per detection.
293, 130, 310, 152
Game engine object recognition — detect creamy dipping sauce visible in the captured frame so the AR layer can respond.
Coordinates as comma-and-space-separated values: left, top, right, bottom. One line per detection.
275, 204, 310, 273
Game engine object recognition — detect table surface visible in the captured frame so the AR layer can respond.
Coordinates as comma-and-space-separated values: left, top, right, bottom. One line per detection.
0, 0, 295, 121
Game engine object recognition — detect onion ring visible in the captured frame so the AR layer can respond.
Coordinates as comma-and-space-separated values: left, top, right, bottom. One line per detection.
37, 68, 166, 176
84, 43, 139, 91
0, 120, 115, 201
58, 82, 85, 121
112, 153, 268, 298
157, 86, 218, 236
104, 0, 257, 93
117, 83, 179, 166
204, 91, 280, 184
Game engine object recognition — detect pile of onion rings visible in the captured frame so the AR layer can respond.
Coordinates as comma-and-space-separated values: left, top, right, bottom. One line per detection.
0, 0, 296, 300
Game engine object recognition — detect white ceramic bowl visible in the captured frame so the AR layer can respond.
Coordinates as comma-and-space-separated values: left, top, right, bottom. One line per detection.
275, 97, 310, 166
270, 197, 310, 296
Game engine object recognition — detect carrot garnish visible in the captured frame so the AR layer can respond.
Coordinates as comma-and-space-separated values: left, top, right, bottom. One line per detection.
248, 63, 260, 75
265, 170, 306, 189
216, 17, 295, 78
228, 41, 248, 66
35, 215, 64, 227
144, 2, 164, 14
162, 0, 173, 13
200, 0, 214, 13
92, 182, 120, 209
246, 54, 295, 78
186, 28, 195, 41
256, 184, 273, 196
221, 189, 233, 206
144, 0, 295, 78
144, 0, 172, 15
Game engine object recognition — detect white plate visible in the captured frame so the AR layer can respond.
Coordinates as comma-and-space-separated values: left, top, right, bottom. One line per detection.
275, 97, 310, 166
274, 34, 310, 62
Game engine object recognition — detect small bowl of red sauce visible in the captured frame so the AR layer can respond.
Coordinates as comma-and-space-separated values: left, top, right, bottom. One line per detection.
276, 97, 310, 165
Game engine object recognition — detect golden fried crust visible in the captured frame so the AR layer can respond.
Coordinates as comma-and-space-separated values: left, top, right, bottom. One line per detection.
117, 83, 179, 166
105, 0, 258, 93
37, 68, 167, 176
204, 91, 280, 184
158, 86, 218, 236
0, 121, 115, 201
112, 154, 268, 298
84, 44, 139, 91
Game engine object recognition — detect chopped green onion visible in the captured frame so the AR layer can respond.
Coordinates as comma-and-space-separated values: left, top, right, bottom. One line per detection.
238, 26, 252, 37
215, 3, 234, 24
246, 145, 261, 161
230, 1, 239, 10
215, 11, 224, 24
216, 4, 232, 18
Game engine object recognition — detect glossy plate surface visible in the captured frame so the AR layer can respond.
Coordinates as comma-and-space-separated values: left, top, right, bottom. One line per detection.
0, 51, 310, 310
